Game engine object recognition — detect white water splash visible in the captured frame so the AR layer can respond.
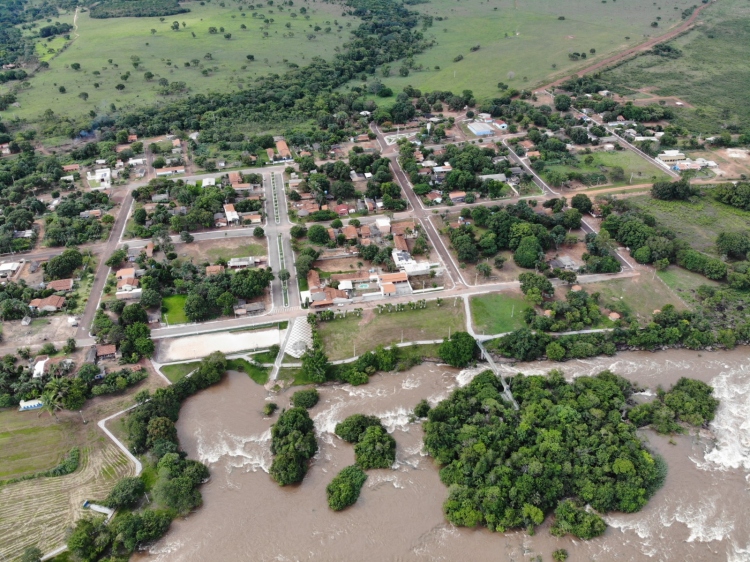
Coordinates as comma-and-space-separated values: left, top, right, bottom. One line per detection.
700, 366, 750, 471
194, 427, 271, 473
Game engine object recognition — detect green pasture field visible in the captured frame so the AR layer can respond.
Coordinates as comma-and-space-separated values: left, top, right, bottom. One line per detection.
358, 0, 699, 100
316, 302, 466, 361
161, 294, 188, 324
629, 194, 750, 256
543, 149, 670, 188
470, 292, 527, 335
2, 0, 356, 120
599, 0, 750, 133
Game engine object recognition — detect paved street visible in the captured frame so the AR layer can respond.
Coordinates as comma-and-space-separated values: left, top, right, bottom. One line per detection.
59, 116, 655, 348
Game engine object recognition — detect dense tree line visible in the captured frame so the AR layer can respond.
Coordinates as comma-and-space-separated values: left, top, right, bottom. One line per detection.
423, 370, 671, 537
710, 181, 750, 211
68, 353, 226, 560
490, 303, 750, 362
96, 0, 430, 142
89, 0, 190, 19
628, 377, 719, 433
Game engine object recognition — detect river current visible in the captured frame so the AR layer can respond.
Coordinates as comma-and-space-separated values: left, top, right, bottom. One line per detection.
137, 348, 750, 561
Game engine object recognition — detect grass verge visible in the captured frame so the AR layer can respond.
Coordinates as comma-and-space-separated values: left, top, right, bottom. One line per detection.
160, 361, 199, 383
226, 358, 270, 385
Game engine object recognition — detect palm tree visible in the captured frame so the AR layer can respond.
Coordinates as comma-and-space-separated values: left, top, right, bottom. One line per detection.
39, 390, 62, 421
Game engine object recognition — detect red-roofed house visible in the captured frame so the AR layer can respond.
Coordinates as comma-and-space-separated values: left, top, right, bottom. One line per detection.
275, 140, 292, 160
46, 278, 73, 292
29, 295, 66, 312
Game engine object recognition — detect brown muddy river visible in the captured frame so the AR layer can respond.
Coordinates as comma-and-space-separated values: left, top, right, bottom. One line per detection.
138, 348, 750, 561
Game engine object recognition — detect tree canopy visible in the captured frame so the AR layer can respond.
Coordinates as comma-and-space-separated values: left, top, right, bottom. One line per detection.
423, 370, 672, 537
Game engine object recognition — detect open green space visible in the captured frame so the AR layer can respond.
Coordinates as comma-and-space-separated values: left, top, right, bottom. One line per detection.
583, 276, 685, 325
2, 0, 356, 120
599, 0, 750, 133
544, 150, 669, 188
358, 0, 699, 100
316, 302, 466, 361
226, 358, 269, 385
160, 361, 199, 383
657, 267, 720, 307
0, 410, 75, 480
161, 294, 188, 324
277, 367, 316, 386
630, 195, 750, 256
250, 349, 278, 364
204, 242, 266, 262
470, 292, 527, 335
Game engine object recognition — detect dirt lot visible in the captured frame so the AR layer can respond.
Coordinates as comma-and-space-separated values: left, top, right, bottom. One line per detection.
156, 327, 282, 362
175, 236, 268, 264
2, 316, 77, 349
315, 257, 364, 273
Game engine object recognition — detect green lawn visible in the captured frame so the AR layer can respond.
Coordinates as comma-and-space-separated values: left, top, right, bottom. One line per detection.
161, 294, 188, 324
598, 0, 750, 134
317, 302, 466, 361
470, 292, 528, 335
226, 358, 269, 385
544, 150, 669, 188
205, 242, 266, 262
350, 0, 699, 99
2, 0, 358, 121
160, 361, 199, 383
630, 195, 750, 256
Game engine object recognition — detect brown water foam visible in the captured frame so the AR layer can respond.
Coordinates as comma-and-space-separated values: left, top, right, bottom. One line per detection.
137, 348, 750, 562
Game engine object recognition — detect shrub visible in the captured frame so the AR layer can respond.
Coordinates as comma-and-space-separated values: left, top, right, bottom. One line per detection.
326, 465, 368, 511
550, 500, 606, 539
335, 414, 383, 443
354, 425, 396, 469
414, 399, 431, 418
292, 388, 319, 409
263, 403, 278, 416
105, 477, 145, 508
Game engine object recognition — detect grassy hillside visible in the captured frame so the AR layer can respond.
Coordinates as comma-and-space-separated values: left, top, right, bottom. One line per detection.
356, 0, 700, 100
599, 0, 750, 134
2, 0, 357, 120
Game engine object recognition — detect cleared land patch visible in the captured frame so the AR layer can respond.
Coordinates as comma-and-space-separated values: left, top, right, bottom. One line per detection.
544, 149, 669, 189
316, 302, 466, 361
598, 0, 750, 133
162, 294, 188, 324
629, 195, 750, 257
582, 275, 685, 325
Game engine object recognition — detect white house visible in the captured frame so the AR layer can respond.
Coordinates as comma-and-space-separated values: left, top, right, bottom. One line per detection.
87, 168, 112, 187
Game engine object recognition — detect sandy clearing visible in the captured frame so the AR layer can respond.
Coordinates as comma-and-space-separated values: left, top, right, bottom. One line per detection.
158, 328, 282, 362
